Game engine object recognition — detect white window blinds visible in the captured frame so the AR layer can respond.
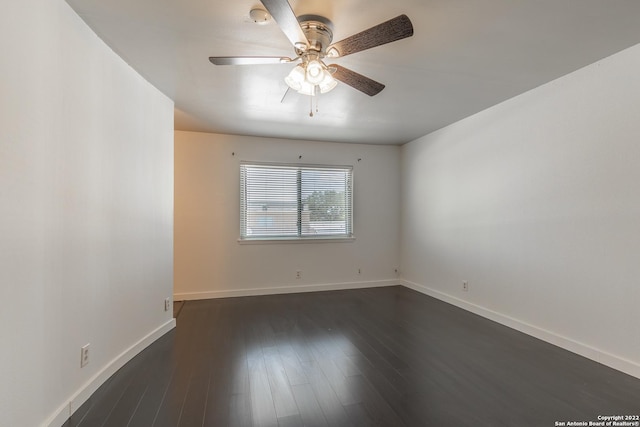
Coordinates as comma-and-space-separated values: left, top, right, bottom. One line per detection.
240, 163, 353, 240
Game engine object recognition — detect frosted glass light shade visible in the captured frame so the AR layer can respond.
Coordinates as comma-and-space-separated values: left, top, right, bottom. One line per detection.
306, 60, 324, 84
284, 65, 305, 91
297, 81, 317, 96
318, 71, 337, 93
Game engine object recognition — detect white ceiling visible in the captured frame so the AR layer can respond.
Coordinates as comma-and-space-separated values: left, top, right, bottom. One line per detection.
66, 0, 640, 145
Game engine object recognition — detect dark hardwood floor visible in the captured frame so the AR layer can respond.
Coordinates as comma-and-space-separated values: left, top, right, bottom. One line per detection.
63, 286, 640, 427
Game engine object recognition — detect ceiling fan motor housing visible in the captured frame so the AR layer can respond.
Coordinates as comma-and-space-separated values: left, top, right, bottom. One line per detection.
297, 15, 333, 56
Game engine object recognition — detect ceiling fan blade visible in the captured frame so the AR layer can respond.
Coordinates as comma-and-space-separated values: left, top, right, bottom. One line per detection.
260, 0, 309, 48
327, 14, 413, 58
209, 56, 293, 65
330, 64, 385, 96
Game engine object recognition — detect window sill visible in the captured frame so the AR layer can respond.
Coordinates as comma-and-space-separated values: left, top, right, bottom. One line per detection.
238, 236, 356, 245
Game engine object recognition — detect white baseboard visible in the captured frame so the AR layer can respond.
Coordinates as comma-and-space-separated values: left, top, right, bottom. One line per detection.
174, 279, 400, 301
400, 279, 640, 380
44, 318, 176, 427
44, 279, 638, 427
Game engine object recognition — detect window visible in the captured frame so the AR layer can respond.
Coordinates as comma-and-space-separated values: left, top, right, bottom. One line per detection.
240, 162, 353, 241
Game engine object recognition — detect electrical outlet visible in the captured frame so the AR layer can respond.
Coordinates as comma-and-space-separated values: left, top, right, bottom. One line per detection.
296, 270, 302, 279
463, 281, 469, 292
80, 344, 90, 368
164, 297, 171, 312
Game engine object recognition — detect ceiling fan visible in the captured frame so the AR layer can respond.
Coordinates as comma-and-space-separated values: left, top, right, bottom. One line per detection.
209, 0, 414, 98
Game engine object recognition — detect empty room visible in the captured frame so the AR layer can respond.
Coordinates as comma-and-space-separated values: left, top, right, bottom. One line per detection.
2, 0, 640, 426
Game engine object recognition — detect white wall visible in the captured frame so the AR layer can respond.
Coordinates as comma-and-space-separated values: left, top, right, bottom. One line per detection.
174, 131, 400, 299
0, 1, 175, 426
400, 43, 640, 378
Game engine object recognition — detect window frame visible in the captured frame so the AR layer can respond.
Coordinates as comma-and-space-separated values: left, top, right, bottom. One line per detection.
239, 161, 354, 243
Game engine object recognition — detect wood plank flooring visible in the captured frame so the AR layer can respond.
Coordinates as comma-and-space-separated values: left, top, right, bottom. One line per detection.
62, 286, 640, 426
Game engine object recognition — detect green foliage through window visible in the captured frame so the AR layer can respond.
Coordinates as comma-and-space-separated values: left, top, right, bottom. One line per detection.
306, 190, 347, 222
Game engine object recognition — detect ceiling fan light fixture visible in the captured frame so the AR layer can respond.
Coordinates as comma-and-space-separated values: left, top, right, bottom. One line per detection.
285, 61, 337, 95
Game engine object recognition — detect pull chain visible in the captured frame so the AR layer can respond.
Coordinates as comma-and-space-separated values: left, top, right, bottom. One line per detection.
309, 85, 320, 117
